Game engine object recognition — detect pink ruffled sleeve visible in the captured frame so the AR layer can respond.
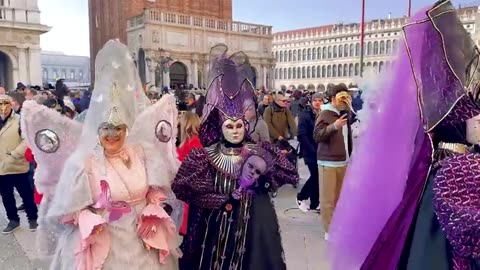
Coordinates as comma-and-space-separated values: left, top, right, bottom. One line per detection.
140, 188, 179, 264
74, 210, 110, 270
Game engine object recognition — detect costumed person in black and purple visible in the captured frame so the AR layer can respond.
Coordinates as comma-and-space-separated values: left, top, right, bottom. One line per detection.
329, 1, 480, 270
172, 44, 298, 270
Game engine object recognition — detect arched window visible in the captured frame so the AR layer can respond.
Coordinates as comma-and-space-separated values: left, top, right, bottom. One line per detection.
293, 50, 297, 61
333, 45, 337, 58
339, 45, 343, 58
284, 68, 287, 79
343, 64, 348, 77
328, 46, 332, 59
317, 66, 321, 78
297, 67, 301, 79
349, 44, 354, 57
302, 66, 306, 79
322, 66, 326, 77
275, 51, 279, 61
279, 68, 283, 79
322, 47, 327, 59
307, 66, 311, 78
307, 48, 312, 61
380, 41, 385, 54
275, 69, 278, 79
288, 50, 292, 62
392, 40, 398, 53
288, 68, 292, 79
367, 42, 373, 55
327, 65, 332, 77
349, 63, 354, 76
297, 50, 301, 61
338, 65, 343, 77
379, 61, 384, 73
312, 48, 317, 60
332, 64, 337, 77
355, 63, 360, 76
355, 43, 360, 56
386, 40, 392, 55
373, 41, 379, 55
293, 68, 296, 79
367, 62, 372, 67
373, 62, 378, 73
302, 49, 307, 61
280, 51, 284, 62
312, 66, 316, 78
344, 44, 348, 57
317, 48, 321, 59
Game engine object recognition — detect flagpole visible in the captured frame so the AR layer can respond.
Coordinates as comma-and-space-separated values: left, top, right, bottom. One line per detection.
359, 0, 366, 77
408, 0, 412, 17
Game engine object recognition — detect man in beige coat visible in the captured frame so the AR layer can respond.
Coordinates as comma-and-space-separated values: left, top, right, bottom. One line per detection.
0, 94, 37, 234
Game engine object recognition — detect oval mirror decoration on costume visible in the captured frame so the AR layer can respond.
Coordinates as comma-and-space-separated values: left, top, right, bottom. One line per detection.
155, 120, 172, 142
35, 129, 60, 153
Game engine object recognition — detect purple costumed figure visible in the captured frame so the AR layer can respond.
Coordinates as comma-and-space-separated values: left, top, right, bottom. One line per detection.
328, 1, 480, 269
172, 44, 299, 270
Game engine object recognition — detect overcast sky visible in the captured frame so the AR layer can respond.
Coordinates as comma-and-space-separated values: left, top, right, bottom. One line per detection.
38, 0, 475, 57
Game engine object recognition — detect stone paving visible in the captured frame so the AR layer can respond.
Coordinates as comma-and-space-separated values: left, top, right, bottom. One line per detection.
0, 156, 330, 270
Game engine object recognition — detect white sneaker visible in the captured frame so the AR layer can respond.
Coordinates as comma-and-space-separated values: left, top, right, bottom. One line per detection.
324, 233, 329, 241
296, 199, 309, 213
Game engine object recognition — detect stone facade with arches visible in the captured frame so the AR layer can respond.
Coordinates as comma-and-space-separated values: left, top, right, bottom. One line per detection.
272, 6, 479, 92
127, 9, 275, 90
0, 0, 49, 90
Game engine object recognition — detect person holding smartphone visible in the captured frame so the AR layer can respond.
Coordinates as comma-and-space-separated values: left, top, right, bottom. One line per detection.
313, 84, 353, 241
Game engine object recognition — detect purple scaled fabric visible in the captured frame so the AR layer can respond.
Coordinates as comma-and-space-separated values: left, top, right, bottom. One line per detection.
328, 6, 431, 270
433, 153, 480, 270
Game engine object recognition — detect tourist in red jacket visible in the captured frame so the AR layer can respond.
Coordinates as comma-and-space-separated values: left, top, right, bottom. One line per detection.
24, 147, 43, 205
176, 111, 202, 235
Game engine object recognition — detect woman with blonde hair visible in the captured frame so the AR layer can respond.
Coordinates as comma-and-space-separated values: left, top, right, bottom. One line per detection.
176, 111, 203, 236
177, 111, 202, 161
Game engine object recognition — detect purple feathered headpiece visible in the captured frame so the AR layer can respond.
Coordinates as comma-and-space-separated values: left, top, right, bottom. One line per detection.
200, 44, 256, 146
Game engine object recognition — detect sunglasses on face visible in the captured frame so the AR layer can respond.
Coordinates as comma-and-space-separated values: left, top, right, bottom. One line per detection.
0, 101, 11, 106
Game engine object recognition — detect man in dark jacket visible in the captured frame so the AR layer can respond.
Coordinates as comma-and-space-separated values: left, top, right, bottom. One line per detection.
264, 92, 297, 142
296, 93, 323, 213
314, 84, 353, 241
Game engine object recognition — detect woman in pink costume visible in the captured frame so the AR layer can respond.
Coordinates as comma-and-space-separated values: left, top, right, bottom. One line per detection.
21, 40, 181, 270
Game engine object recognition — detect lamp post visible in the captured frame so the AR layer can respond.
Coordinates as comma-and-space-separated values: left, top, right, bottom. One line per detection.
408, 0, 412, 17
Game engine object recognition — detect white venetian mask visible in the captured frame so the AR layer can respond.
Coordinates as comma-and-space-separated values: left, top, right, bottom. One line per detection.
221, 118, 245, 144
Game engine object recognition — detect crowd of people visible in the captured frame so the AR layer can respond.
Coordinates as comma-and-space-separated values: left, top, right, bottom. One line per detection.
0, 1, 479, 269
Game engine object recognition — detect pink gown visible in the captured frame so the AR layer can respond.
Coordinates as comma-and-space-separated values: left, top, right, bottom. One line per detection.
49, 145, 179, 270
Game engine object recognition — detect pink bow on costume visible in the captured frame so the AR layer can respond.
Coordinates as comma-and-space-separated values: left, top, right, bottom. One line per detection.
92, 180, 131, 222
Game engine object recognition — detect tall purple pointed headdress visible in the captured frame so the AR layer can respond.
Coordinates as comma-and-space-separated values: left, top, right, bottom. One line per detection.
200, 44, 256, 146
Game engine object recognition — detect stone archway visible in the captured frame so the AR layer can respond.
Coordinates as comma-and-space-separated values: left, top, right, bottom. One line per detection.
170, 62, 188, 88
307, 84, 315, 91
317, 84, 326, 92
0, 51, 13, 90
298, 84, 306, 90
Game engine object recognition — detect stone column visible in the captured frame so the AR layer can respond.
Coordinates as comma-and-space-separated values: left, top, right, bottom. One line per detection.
29, 48, 43, 85
17, 48, 28, 84
262, 65, 267, 89
192, 60, 198, 88
163, 68, 170, 89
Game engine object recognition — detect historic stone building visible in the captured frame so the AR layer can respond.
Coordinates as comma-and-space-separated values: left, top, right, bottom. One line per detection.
127, 9, 274, 89
41, 51, 90, 87
88, 0, 233, 83
0, 0, 49, 90
272, 5, 479, 92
